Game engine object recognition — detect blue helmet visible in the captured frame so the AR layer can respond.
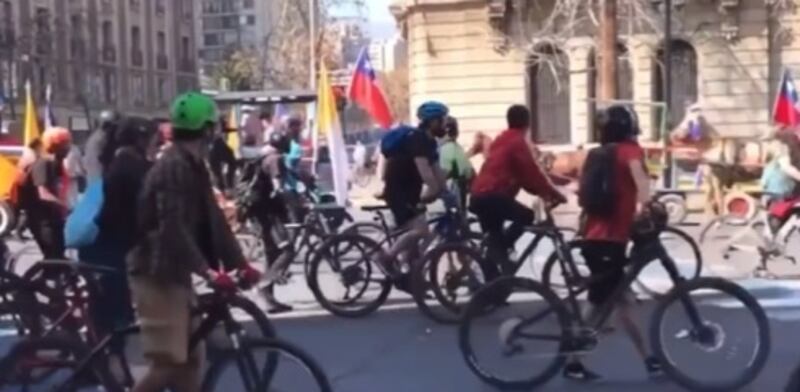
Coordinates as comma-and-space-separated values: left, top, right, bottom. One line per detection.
417, 101, 449, 122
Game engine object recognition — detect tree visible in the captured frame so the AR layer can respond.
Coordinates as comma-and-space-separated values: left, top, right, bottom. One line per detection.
212, 49, 263, 91
378, 67, 409, 123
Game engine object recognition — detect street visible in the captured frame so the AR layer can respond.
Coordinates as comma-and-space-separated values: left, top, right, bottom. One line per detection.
2, 213, 800, 391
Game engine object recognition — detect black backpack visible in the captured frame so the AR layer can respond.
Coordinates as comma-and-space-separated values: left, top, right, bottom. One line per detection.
578, 144, 617, 216
234, 158, 273, 221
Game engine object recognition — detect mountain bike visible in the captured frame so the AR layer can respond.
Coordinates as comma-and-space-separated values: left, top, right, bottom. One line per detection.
459, 212, 770, 391
0, 273, 332, 392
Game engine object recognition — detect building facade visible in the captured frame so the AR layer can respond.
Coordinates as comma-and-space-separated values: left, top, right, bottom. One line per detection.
369, 35, 408, 72
0, 0, 198, 137
392, 0, 800, 146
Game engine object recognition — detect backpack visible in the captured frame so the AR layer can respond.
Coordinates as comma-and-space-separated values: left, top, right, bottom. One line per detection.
234, 158, 273, 221
380, 125, 416, 158
578, 144, 617, 216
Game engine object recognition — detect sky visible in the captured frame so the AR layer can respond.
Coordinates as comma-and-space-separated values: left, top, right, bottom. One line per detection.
332, 0, 396, 39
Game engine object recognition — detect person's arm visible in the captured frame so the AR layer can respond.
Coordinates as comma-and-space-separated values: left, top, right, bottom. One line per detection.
629, 159, 652, 205
511, 143, 563, 202
777, 156, 800, 182
416, 157, 444, 203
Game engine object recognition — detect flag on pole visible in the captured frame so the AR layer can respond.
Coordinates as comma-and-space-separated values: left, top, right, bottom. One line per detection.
23, 80, 41, 147
44, 83, 55, 130
348, 47, 393, 129
317, 63, 350, 205
773, 69, 800, 128
225, 106, 240, 158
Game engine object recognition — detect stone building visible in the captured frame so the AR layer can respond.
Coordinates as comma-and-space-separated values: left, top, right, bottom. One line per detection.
0, 0, 198, 140
391, 0, 800, 147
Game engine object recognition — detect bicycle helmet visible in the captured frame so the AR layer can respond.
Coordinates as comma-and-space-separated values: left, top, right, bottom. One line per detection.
42, 127, 72, 153
417, 101, 449, 122
170, 92, 218, 132
268, 131, 290, 153
99, 110, 121, 128
596, 105, 640, 143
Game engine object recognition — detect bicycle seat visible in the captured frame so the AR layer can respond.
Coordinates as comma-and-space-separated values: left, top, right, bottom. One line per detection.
362, 205, 390, 212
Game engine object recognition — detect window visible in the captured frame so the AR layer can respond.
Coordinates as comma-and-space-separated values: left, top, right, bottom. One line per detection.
70, 14, 84, 59
34, 7, 51, 55
244, 0, 255, 9
131, 26, 143, 67
155, 0, 165, 14
129, 0, 140, 11
101, 21, 113, 48
131, 74, 144, 106
157, 77, 169, 104
103, 70, 116, 103
653, 40, 698, 134
181, 36, 192, 70
157, 31, 168, 70
527, 45, 571, 144
246, 15, 256, 25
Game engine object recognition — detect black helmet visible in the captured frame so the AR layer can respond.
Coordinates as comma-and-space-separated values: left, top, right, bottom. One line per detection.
269, 131, 290, 153
99, 110, 121, 131
596, 105, 639, 143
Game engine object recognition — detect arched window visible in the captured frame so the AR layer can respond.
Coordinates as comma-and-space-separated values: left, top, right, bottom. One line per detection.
652, 40, 698, 136
527, 45, 571, 144
587, 44, 634, 141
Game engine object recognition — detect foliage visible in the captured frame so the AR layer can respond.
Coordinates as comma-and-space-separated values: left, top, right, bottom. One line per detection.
212, 49, 263, 91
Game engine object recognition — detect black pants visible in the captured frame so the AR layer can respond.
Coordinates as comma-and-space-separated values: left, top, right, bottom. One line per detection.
252, 198, 291, 271
581, 241, 628, 306
27, 212, 65, 259
470, 194, 535, 281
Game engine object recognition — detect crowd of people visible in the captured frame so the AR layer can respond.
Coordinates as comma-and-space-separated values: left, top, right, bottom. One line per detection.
9, 85, 800, 392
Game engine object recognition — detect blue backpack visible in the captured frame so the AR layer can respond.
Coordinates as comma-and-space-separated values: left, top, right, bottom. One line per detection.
380, 125, 416, 158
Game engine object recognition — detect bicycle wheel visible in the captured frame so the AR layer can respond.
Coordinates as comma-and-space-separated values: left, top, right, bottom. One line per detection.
202, 338, 332, 392
650, 277, 770, 391
412, 242, 485, 324
307, 233, 392, 318
204, 295, 277, 349
634, 226, 703, 297
459, 277, 570, 390
540, 240, 590, 296
0, 336, 121, 392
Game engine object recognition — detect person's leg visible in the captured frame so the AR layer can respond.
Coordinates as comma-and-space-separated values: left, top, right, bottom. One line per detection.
470, 196, 504, 282
256, 208, 293, 313
498, 198, 536, 254
32, 216, 65, 259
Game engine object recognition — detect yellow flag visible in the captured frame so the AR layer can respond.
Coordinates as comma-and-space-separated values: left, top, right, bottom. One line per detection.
225, 107, 240, 158
316, 63, 349, 204
23, 81, 41, 147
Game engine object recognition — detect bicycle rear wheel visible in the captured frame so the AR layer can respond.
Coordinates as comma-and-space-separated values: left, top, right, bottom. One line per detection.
0, 336, 121, 392
412, 242, 485, 324
307, 233, 391, 318
459, 277, 570, 390
202, 338, 332, 392
650, 277, 770, 391
634, 226, 703, 297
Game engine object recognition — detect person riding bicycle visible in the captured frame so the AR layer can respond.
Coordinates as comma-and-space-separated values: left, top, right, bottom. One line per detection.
761, 131, 800, 234
21, 127, 73, 260
470, 105, 566, 284
439, 116, 474, 209
126, 93, 261, 392
378, 101, 450, 292
565, 104, 661, 381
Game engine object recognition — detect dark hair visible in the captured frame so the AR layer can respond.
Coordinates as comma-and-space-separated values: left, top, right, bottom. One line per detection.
507, 105, 530, 130
172, 127, 209, 141
596, 105, 639, 144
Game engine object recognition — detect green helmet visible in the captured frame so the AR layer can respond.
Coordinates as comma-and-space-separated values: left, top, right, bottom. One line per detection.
170, 92, 218, 132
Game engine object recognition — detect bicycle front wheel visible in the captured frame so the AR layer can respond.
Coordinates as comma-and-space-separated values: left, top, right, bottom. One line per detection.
459, 277, 570, 390
202, 338, 332, 392
650, 277, 770, 391
634, 226, 703, 297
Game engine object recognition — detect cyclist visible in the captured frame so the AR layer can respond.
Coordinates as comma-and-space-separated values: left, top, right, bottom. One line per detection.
84, 110, 121, 180
378, 101, 450, 292
761, 131, 800, 234
439, 116, 474, 209
283, 114, 306, 222
21, 127, 72, 259
470, 105, 566, 284
127, 93, 260, 392
565, 105, 660, 381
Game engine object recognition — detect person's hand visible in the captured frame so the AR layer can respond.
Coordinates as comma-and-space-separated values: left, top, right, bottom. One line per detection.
207, 269, 236, 291
548, 191, 568, 207
238, 263, 262, 288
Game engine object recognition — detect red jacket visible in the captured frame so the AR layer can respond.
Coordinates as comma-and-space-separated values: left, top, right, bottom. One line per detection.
471, 129, 559, 200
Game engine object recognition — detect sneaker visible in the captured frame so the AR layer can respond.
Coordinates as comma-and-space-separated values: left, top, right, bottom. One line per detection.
563, 362, 602, 382
645, 357, 663, 377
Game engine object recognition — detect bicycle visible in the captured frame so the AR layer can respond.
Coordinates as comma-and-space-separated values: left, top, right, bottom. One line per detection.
306, 201, 477, 318
459, 209, 770, 391
0, 273, 333, 392
700, 193, 800, 278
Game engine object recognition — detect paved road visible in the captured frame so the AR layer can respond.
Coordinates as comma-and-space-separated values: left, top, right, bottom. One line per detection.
3, 212, 800, 391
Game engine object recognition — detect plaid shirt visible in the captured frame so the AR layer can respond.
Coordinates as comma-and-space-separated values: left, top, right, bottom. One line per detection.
127, 145, 246, 286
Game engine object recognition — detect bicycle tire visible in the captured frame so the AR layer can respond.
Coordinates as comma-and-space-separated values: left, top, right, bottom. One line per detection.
459, 277, 570, 390
634, 226, 703, 297
540, 240, 589, 292
0, 335, 122, 392
411, 242, 483, 324
307, 233, 392, 318
201, 338, 333, 392
650, 277, 771, 391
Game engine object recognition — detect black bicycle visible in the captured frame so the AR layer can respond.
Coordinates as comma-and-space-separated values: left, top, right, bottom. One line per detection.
0, 274, 332, 392
459, 211, 770, 391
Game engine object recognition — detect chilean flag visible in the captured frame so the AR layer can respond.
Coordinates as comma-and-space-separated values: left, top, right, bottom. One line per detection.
348, 48, 394, 129
773, 69, 800, 128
